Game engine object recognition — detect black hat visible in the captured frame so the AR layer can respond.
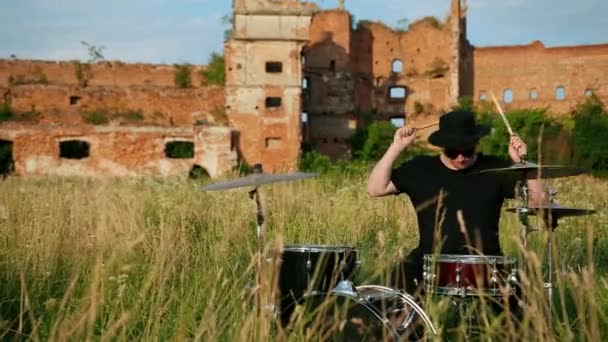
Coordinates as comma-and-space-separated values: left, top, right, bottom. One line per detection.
427, 110, 490, 148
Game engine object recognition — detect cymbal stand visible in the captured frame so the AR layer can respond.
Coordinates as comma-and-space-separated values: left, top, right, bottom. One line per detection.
541, 190, 559, 314
248, 165, 266, 252
516, 182, 556, 321
517, 182, 535, 248
247, 165, 271, 316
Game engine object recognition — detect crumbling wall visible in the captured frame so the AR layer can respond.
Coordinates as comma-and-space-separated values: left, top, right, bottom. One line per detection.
0, 123, 235, 177
4, 84, 225, 126
303, 5, 462, 159
0, 60, 210, 88
473, 41, 608, 113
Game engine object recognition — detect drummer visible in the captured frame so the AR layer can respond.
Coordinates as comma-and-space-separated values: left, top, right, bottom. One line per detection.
366, 110, 544, 293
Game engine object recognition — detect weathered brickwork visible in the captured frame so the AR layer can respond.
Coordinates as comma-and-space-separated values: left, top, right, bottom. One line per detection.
0, 123, 235, 177
0, 61, 234, 177
300, 1, 464, 158
472, 41, 608, 114
1, 0, 606, 175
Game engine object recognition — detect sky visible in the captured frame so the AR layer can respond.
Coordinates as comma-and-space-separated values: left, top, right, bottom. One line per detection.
1, 0, 607, 65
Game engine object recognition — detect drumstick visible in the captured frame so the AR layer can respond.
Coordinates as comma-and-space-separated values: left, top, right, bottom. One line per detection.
415, 121, 439, 130
489, 91, 515, 136
490, 91, 528, 162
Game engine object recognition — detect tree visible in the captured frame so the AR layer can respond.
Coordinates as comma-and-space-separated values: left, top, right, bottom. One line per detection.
81, 41, 105, 63
395, 18, 409, 31
200, 53, 225, 85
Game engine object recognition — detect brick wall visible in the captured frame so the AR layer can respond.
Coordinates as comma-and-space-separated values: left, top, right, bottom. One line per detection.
472, 41, 608, 114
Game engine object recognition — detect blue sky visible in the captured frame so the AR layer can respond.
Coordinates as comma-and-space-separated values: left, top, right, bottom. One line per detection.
1, 0, 606, 64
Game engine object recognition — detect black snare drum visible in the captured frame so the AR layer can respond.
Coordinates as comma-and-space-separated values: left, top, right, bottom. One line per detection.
278, 245, 359, 325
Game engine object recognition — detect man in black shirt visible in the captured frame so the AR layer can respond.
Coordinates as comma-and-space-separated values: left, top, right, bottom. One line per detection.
367, 110, 543, 293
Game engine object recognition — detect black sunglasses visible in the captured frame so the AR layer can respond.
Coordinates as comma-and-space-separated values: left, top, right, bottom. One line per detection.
444, 146, 476, 159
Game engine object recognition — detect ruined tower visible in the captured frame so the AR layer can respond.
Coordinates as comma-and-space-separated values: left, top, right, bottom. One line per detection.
448, 0, 466, 103
225, 0, 319, 172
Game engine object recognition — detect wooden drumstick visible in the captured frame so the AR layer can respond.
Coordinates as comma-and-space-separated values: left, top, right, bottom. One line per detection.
415, 121, 439, 130
490, 91, 527, 161
489, 91, 515, 136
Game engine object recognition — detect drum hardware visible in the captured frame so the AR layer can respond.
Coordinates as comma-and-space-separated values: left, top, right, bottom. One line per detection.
499, 165, 596, 316
199, 164, 320, 328
330, 279, 358, 297
354, 285, 438, 337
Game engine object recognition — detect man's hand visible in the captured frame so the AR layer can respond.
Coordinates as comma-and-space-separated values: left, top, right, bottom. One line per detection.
509, 134, 527, 163
393, 126, 417, 151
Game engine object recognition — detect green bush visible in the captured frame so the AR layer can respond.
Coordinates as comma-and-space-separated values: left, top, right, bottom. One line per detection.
572, 97, 608, 175
118, 110, 144, 122
82, 110, 110, 125
174, 63, 192, 89
299, 151, 332, 174
477, 108, 571, 164
200, 53, 225, 85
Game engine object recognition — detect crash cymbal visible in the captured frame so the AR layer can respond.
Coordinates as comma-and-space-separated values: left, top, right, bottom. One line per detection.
200, 171, 319, 191
479, 162, 589, 179
505, 204, 597, 218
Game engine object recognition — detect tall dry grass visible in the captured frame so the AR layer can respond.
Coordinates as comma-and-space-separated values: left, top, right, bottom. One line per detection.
0, 173, 606, 340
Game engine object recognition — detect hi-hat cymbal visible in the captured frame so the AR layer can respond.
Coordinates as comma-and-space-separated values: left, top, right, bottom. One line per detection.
479, 162, 589, 179
200, 171, 319, 191
505, 204, 597, 218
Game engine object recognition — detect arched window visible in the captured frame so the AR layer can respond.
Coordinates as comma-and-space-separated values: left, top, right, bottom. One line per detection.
189, 165, 210, 179
585, 89, 594, 97
392, 59, 404, 73
555, 86, 566, 101
529, 89, 538, 100
479, 91, 487, 101
503, 89, 513, 103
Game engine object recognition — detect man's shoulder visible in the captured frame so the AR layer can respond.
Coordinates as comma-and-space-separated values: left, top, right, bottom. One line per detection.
400, 154, 438, 168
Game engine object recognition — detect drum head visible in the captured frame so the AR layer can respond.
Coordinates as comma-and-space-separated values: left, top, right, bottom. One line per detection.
288, 293, 399, 341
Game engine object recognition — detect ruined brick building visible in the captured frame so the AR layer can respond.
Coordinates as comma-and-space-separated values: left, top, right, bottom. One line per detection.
1, 0, 607, 176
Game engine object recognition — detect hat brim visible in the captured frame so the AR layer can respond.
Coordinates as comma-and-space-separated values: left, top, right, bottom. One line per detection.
428, 125, 491, 148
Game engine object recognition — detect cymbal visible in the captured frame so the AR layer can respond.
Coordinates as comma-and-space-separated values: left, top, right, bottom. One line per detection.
505, 204, 597, 218
200, 172, 319, 191
479, 162, 589, 179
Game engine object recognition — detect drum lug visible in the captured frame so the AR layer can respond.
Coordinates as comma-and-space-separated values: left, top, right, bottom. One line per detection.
456, 264, 462, 297
331, 280, 358, 298
509, 268, 519, 287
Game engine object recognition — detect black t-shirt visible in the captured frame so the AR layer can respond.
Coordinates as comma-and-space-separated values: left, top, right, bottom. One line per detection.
391, 154, 517, 259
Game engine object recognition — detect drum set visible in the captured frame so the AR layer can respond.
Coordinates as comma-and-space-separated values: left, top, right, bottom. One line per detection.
200, 162, 597, 340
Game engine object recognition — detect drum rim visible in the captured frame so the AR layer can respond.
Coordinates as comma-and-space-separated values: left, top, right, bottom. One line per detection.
423, 254, 516, 264
283, 244, 358, 252
300, 292, 400, 340
430, 285, 514, 297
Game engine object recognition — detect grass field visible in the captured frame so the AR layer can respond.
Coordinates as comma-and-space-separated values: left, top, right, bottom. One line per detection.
0, 171, 606, 340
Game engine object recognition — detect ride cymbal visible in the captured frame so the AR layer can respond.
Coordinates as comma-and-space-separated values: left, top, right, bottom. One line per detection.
505, 204, 597, 218
479, 162, 589, 179
199, 172, 319, 191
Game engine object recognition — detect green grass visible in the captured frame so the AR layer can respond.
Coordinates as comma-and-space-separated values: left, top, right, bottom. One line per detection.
0, 173, 606, 340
